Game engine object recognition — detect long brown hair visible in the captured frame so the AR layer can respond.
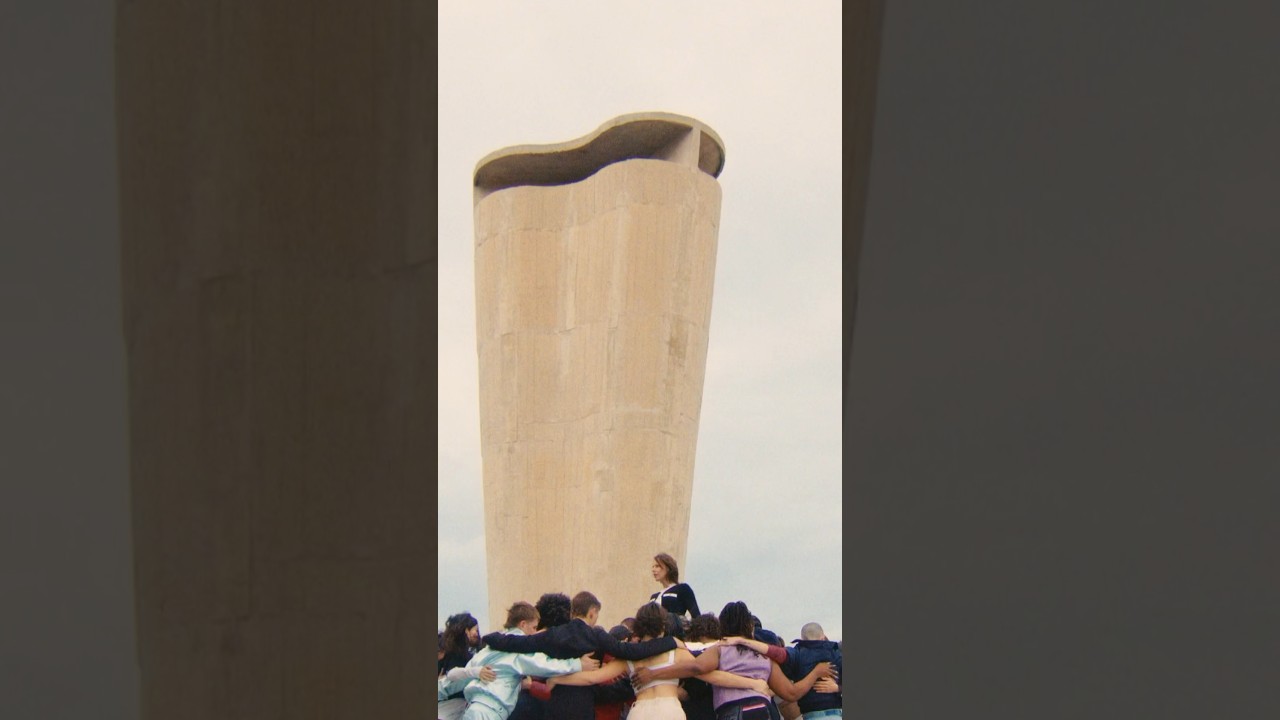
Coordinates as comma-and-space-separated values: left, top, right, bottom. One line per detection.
442, 612, 478, 655
654, 553, 679, 584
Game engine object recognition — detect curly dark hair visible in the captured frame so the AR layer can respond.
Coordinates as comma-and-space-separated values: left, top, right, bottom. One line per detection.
718, 601, 763, 657
442, 612, 478, 655
688, 613, 721, 642
535, 592, 572, 630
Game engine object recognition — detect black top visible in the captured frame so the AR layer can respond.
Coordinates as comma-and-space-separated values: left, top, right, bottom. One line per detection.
507, 689, 549, 720
680, 649, 717, 720
483, 619, 678, 720
439, 649, 473, 675
482, 617, 676, 661
593, 673, 636, 704
650, 582, 700, 618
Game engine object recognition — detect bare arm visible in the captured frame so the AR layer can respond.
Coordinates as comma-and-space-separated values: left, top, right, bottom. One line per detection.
668, 646, 766, 693
546, 659, 629, 687
720, 636, 789, 665
598, 629, 678, 661
767, 661, 833, 702
695, 670, 772, 696
632, 644, 721, 686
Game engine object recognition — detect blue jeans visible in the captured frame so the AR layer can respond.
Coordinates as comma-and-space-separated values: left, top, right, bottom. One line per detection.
801, 710, 842, 720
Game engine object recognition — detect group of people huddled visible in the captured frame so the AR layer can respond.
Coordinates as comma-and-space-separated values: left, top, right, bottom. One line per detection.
438, 553, 842, 720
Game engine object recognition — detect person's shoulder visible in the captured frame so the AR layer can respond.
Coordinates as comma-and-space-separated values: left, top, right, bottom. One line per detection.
540, 623, 569, 640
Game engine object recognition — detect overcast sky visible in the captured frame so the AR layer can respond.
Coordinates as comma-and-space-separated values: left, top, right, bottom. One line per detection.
436, 0, 844, 641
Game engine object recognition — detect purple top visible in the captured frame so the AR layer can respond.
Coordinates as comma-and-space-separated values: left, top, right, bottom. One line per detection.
711, 646, 773, 709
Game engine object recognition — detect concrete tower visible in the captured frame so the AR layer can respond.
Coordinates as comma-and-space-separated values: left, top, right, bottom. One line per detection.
472, 113, 726, 627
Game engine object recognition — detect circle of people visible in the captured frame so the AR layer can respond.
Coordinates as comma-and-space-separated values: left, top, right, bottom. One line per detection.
438, 553, 842, 720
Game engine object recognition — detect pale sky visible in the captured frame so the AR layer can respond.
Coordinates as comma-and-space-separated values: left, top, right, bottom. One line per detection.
437, 0, 843, 642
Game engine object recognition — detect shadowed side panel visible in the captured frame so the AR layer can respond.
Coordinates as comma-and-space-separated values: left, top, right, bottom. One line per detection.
116, 2, 432, 717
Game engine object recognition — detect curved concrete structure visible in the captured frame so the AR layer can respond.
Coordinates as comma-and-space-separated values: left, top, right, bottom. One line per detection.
474, 112, 725, 202
473, 113, 724, 628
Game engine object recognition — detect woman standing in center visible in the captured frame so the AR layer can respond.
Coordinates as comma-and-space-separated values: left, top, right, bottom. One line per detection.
650, 553, 701, 623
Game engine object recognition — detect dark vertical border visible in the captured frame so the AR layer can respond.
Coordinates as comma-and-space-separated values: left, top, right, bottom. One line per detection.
847, 1, 1280, 716
843, 0, 885, 416
426, 0, 443, 703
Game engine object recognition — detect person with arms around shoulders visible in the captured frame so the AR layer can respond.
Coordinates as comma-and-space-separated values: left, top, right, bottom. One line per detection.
677, 613, 726, 720
721, 622, 841, 720
438, 601, 601, 720
630, 602, 836, 720
439, 612, 486, 720
545, 603, 774, 720
483, 591, 679, 720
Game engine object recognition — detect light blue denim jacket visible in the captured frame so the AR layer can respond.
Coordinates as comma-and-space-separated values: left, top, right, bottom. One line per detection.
438, 628, 582, 714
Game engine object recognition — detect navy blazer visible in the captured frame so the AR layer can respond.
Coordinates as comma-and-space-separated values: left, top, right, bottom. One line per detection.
482, 618, 676, 661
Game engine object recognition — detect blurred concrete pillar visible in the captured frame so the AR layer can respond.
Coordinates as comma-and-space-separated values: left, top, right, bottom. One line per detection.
472, 113, 726, 627
116, 2, 432, 717
845, 0, 885, 413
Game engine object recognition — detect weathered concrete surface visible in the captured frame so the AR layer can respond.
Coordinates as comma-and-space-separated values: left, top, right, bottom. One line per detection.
116, 2, 433, 717
474, 114, 724, 628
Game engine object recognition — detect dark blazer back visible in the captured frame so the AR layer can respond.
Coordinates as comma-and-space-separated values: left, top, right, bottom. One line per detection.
482, 619, 678, 720
482, 618, 676, 660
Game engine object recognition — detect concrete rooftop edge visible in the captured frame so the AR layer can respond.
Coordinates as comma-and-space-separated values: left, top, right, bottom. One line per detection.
473, 112, 726, 203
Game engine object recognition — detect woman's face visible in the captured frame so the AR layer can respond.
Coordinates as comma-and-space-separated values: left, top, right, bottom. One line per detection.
651, 561, 667, 583
466, 625, 480, 646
